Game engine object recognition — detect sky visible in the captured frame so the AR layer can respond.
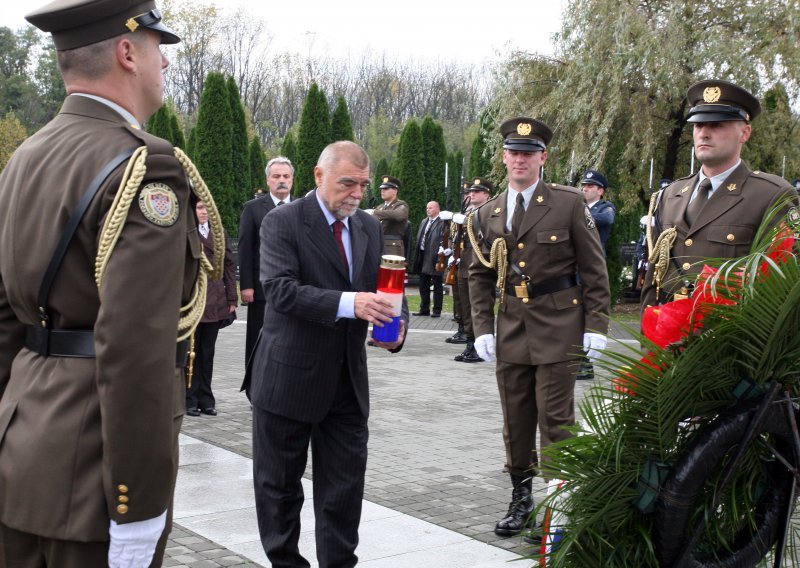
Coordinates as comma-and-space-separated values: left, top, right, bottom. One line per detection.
2, 0, 567, 64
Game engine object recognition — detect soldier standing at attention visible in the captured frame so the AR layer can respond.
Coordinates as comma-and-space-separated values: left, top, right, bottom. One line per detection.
0, 0, 223, 565
366, 175, 409, 258
468, 117, 610, 537
641, 80, 796, 310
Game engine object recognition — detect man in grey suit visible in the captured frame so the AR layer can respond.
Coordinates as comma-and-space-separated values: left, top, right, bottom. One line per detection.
238, 156, 293, 364
412, 201, 446, 317
243, 141, 407, 568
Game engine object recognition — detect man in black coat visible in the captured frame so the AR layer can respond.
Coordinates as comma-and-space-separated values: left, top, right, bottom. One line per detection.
242, 141, 407, 568
412, 201, 446, 317
238, 156, 294, 364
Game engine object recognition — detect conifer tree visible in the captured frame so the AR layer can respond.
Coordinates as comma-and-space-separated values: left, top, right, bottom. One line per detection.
330, 95, 354, 142
280, 131, 297, 166
146, 105, 172, 141
468, 107, 495, 179
227, 77, 251, 226
249, 135, 266, 196
446, 151, 464, 211
395, 119, 426, 260
194, 72, 234, 234
186, 127, 196, 160
421, 116, 447, 205
366, 157, 391, 208
169, 112, 185, 150
295, 83, 331, 195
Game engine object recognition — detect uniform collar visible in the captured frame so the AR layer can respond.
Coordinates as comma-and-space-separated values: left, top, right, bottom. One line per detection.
72, 93, 139, 128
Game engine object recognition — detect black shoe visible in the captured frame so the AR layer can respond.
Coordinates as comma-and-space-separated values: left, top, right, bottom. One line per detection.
201, 408, 217, 416
186, 408, 200, 417
576, 361, 594, 380
430, 312, 441, 318
445, 331, 468, 344
412, 311, 430, 316
495, 475, 535, 536
523, 523, 544, 544
454, 347, 469, 362
460, 344, 484, 363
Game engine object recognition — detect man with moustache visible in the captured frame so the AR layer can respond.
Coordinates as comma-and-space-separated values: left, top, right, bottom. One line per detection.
243, 141, 408, 568
468, 117, 609, 538
641, 80, 796, 310
238, 156, 294, 364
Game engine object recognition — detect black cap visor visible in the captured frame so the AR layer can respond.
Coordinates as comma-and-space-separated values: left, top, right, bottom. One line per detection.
134, 9, 180, 44
687, 104, 749, 123
379, 183, 398, 190
503, 138, 545, 152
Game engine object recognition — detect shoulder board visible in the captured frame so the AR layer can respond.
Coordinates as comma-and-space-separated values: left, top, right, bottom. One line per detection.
548, 183, 581, 195
749, 170, 793, 189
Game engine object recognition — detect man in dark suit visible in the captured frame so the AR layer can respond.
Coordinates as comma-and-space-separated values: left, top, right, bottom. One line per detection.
238, 156, 293, 364
243, 141, 408, 568
412, 201, 446, 317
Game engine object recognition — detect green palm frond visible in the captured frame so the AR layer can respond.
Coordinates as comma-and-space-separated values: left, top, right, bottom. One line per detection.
531, 210, 800, 567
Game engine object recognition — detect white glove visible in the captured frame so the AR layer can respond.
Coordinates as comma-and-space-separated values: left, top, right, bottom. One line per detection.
364, 209, 374, 215
439, 210, 454, 221
452, 213, 466, 224
474, 333, 496, 362
443, 247, 452, 256
447, 256, 455, 267
437, 245, 445, 255
109, 510, 166, 568
583, 332, 607, 363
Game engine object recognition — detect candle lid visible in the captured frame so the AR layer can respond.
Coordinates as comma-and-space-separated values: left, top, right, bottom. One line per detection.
380, 254, 405, 269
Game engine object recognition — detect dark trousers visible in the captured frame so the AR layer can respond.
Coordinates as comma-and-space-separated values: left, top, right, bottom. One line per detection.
186, 320, 220, 410
418, 273, 443, 314
245, 300, 266, 365
0, 522, 169, 568
495, 359, 579, 478
451, 271, 462, 323
252, 371, 368, 568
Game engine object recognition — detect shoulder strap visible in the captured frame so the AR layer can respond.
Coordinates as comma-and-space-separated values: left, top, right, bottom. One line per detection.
36, 148, 137, 326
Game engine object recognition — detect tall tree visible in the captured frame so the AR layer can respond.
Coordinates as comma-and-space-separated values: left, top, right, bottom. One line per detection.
146, 105, 173, 141
367, 157, 391, 208
468, 107, 497, 179
280, 131, 298, 166
743, 83, 800, 179
294, 82, 331, 195
249, 135, 267, 194
0, 112, 26, 172
330, 95, 355, 142
446, 151, 464, 212
227, 76, 251, 222
194, 72, 234, 234
421, 116, 447, 206
169, 112, 186, 150
495, 0, 800, 211
394, 119, 427, 257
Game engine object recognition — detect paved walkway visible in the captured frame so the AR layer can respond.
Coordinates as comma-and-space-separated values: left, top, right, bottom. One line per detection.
164, 304, 639, 567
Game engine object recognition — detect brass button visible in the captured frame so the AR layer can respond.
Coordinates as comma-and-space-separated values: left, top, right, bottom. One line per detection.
682, 262, 691, 271
117, 485, 128, 494
684, 239, 693, 246
519, 261, 526, 268
572, 299, 579, 305
517, 243, 524, 250
727, 233, 735, 242
116, 504, 128, 514
550, 235, 557, 242
522, 298, 529, 304
118, 495, 129, 503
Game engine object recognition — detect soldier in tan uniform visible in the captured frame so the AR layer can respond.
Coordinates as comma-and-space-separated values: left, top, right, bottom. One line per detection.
468, 117, 610, 537
0, 1, 223, 566
641, 80, 796, 310
366, 175, 409, 258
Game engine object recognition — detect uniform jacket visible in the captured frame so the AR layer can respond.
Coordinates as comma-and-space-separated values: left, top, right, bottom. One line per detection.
245, 191, 407, 422
200, 231, 237, 323
413, 216, 445, 275
589, 199, 616, 250
641, 162, 795, 308
372, 199, 409, 259
0, 95, 199, 540
238, 196, 277, 302
469, 184, 610, 365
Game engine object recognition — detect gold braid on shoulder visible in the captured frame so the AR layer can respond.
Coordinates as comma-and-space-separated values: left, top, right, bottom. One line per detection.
645, 189, 677, 298
466, 210, 509, 303
94, 146, 226, 342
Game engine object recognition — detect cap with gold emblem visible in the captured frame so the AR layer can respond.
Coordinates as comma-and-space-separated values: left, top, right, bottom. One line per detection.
467, 177, 495, 193
26, 0, 180, 51
685, 79, 761, 123
500, 117, 553, 152
379, 175, 401, 190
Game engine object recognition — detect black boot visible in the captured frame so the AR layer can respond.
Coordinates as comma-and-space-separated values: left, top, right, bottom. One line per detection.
495, 475, 534, 536
445, 323, 468, 344
454, 344, 470, 362
575, 359, 594, 380
459, 341, 483, 363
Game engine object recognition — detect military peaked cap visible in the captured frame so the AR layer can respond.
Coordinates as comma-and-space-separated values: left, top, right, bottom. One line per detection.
379, 175, 401, 190
500, 117, 553, 152
686, 79, 761, 123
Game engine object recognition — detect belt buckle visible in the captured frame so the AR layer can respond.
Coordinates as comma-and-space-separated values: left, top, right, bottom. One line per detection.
672, 286, 690, 301
514, 285, 528, 299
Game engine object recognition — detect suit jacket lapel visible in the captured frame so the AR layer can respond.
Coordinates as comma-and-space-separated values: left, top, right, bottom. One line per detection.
304, 192, 350, 281
667, 174, 699, 234
518, 183, 550, 239
350, 213, 367, 284
688, 163, 748, 235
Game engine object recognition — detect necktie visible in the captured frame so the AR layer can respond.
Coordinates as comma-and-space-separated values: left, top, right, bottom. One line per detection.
199, 223, 209, 239
332, 220, 348, 267
685, 178, 712, 226
420, 219, 431, 250
277, 200, 285, 206
512, 193, 525, 237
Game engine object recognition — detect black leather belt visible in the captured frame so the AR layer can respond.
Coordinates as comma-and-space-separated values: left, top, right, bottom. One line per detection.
505, 274, 578, 299
25, 326, 188, 367
383, 234, 403, 240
